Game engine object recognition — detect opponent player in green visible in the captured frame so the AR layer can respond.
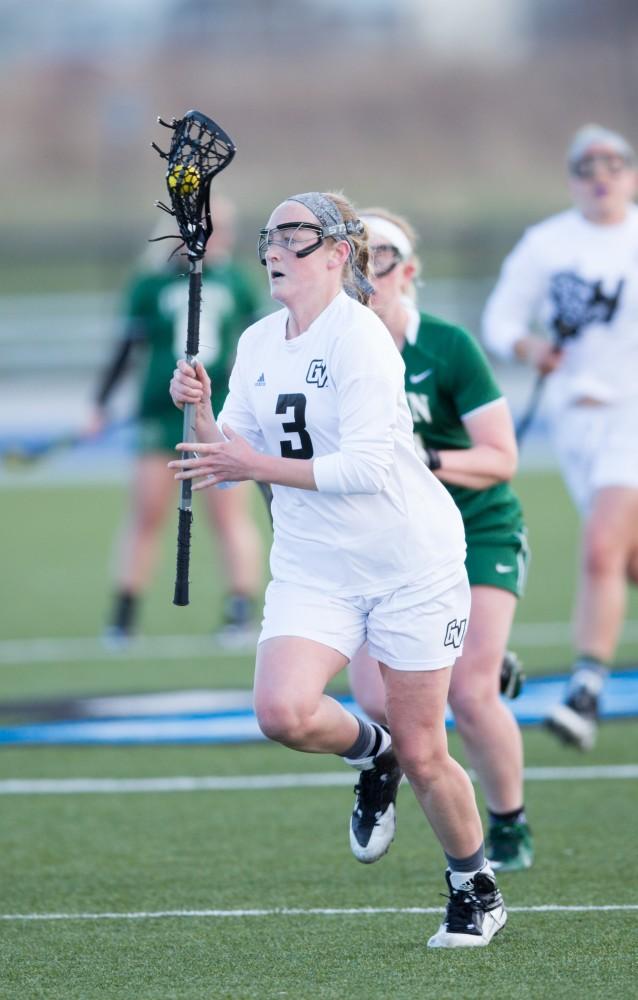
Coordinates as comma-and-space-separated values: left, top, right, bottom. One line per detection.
348, 208, 533, 872
90, 198, 264, 645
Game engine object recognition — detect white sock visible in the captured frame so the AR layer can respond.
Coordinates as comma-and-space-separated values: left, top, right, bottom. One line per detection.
344, 725, 391, 770
448, 861, 492, 892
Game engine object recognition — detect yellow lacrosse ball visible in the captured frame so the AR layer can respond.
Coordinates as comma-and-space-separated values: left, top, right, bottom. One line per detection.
168, 164, 200, 196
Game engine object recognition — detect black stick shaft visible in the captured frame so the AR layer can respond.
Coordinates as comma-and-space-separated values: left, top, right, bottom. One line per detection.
185, 265, 203, 357
173, 259, 203, 606
515, 371, 546, 445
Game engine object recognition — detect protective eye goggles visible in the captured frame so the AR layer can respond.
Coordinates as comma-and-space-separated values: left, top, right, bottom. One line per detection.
370, 244, 404, 278
571, 153, 630, 179
258, 219, 363, 265
258, 223, 323, 265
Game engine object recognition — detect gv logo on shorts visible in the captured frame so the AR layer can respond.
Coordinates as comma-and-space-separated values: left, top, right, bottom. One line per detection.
444, 618, 467, 649
306, 359, 328, 388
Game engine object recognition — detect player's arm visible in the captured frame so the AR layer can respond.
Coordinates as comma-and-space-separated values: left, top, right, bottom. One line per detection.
169, 355, 316, 490
312, 323, 401, 495
211, 322, 401, 495
169, 352, 315, 490
86, 322, 142, 435
169, 364, 397, 494
425, 327, 517, 489
482, 231, 558, 372
169, 358, 227, 444
170, 322, 400, 494
434, 398, 517, 490
94, 327, 139, 406
243, 364, 400, 495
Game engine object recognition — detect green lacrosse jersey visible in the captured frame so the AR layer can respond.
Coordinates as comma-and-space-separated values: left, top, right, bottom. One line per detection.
402, 310, 524, 539
124, 260, 259, 451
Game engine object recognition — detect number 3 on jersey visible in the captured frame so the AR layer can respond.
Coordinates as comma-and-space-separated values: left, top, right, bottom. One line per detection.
276, 393, 314, 459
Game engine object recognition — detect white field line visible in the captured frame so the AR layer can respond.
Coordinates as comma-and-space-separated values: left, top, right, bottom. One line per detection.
2, 621, 638, 664
1, 904, 637, 923
1, 764, 637, 796
0, 635, 251, 665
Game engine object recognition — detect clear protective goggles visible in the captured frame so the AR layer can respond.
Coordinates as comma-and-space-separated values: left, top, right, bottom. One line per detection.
369, 243, 405, 278
571, 153, 630, 179
258, 219, 361, 265
258, 222, 324, 265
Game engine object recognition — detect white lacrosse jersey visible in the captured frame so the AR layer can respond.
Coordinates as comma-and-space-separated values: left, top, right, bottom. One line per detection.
482, 206, 638, 407
217, 290, 465, 597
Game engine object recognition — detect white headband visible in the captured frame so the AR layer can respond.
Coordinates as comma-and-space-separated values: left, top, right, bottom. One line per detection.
360, 215, 413, 260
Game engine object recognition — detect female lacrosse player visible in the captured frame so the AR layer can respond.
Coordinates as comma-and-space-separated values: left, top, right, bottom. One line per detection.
91, 199, 264, 647
346, 208, 532, 873
169, 191, 506, 948
483, 124, 638, 751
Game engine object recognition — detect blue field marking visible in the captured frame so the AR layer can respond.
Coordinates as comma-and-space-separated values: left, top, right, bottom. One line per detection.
0, 671, 636, 746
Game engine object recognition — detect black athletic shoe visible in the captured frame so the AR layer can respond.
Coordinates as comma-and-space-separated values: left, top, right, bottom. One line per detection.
545, 667, 604, 751
428, 867, 507, 948
349, 746, 403, 864
500, 650, 525, 699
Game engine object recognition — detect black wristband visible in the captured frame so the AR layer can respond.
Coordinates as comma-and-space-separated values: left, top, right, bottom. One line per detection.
425, 447, 441, 471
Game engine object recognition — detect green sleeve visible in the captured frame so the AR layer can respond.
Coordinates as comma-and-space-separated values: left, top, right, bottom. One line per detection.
448, 326, 503, 418
122, 273, 155, 328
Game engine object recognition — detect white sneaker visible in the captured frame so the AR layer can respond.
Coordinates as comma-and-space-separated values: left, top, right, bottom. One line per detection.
212, 622, 259, 651
545, 701, 597, 750
427, 867, 507, 948
545, 670, 602, 751
349, 746, 403, 864
101, 626, 134, 653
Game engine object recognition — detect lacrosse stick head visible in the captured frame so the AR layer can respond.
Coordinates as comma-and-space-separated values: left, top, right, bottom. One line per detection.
153, 110, 236, 261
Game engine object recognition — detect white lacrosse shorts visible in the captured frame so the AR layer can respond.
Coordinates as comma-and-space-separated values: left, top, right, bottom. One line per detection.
258, 567, 471, 671
551, 398, 638, 515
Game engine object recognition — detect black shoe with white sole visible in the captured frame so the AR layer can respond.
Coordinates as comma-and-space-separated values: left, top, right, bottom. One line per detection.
427, 867, 507, 948
500, 649, 525, 699
349, 746, 402, 864
545, 668, 604, 751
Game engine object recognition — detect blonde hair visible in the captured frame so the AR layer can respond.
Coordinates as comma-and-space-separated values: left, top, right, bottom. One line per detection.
360, 206, 421, 299
323, 191, 372, 305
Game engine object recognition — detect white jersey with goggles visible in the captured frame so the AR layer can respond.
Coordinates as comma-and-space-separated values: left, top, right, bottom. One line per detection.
217, 290, 466, 597
482, 206, 638, 408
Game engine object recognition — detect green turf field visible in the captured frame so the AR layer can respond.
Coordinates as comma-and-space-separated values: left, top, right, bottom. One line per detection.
1, 471, 637, 999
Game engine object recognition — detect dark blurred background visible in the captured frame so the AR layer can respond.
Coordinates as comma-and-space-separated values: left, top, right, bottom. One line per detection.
1, 0, 637, 447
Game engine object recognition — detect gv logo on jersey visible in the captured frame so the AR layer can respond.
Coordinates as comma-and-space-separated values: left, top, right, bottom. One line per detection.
306, 359, 328, 388
444, 618, 467, 649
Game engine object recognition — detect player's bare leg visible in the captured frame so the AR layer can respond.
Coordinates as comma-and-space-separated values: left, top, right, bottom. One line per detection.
203, 481, 263, 642
104, 453, 175, 645
382, 664, 481, 855
115, 454, 175, 591
381, 663, 506, 947
573, 487, 638, 661
548, 486, 638, 749
253, 637, 359, 752
255, 636, 400, 862
349, 591, 532, 872
447, 590, 521, 810
626, 544, 638, 586
447, 587, 532, 870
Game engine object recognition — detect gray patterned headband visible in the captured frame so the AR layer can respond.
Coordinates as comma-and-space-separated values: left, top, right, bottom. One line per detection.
288, 192, 374, 299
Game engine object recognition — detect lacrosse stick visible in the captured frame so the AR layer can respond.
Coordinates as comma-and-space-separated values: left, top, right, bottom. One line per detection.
1, 418, 133, 468
515, 271, 607, 445
515, 370, 547, 444
152, 110, 236, 606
